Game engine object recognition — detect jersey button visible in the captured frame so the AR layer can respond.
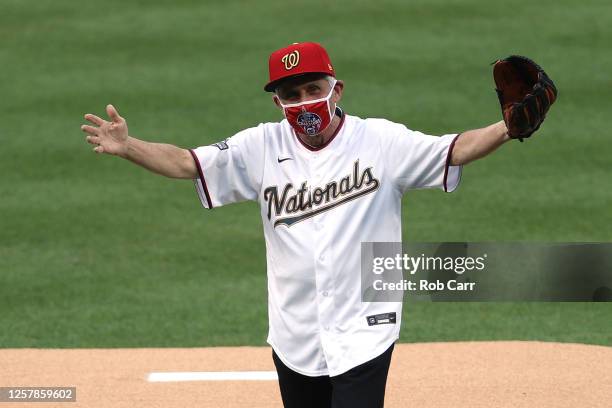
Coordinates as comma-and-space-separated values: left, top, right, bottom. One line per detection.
319, 254, 325, 262
322, 291, 329, 297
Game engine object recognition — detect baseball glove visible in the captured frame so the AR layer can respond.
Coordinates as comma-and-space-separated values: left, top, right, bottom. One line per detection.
493, 55, 557, 141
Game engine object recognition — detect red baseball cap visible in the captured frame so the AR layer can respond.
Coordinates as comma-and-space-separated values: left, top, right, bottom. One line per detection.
264, 42, 335, 92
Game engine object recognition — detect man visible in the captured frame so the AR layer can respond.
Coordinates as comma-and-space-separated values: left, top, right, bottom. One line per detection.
81, 42, 555, 408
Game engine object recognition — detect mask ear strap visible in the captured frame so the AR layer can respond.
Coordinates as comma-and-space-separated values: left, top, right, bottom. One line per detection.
328, 79, 338, 97
327, 79, 338, 118
274, 96, 289, 119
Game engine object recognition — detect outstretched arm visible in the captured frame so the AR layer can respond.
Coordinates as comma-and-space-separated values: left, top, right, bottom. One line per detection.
450, 56, 557, 166
81, 105, 196, 179
450, 121, 510, 166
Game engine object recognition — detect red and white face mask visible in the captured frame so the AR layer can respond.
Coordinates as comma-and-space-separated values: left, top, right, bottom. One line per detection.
278, 80, 337, 136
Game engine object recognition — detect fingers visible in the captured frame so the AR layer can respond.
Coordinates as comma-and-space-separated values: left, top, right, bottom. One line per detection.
81, 124, 99, 135
85, 135, 101, 145
84, 113, 105, 126
85, 134, 104, 153
106, 104, 122, 123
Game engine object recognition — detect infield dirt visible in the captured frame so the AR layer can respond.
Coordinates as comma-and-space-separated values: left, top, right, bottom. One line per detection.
1, 341, 610, 407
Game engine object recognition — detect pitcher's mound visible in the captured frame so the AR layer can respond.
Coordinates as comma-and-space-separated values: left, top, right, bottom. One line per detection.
386, 341, 612, 408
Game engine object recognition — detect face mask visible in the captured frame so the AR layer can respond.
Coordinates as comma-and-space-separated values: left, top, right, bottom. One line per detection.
278, 80, 337, 136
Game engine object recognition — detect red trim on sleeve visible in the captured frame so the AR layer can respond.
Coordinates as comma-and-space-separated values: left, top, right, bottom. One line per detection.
443, 133, 461, 193
189, 149, 213, 209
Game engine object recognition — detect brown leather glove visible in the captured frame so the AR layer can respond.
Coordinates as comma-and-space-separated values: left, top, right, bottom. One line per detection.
493, 55, 557, 141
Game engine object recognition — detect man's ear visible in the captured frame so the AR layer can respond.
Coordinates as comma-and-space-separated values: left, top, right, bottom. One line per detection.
273, 95, 282, 109
332, 80, 344, 104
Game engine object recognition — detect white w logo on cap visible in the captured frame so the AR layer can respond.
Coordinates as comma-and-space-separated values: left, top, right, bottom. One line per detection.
281, 50, 300, 70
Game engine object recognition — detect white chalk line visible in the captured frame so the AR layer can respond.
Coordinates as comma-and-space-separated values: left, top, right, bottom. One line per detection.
148, 371, 278, 382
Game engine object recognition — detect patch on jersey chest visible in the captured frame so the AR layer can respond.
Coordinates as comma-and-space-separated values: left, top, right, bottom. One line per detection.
366, 312, 397, 326
263, 160, 380, 228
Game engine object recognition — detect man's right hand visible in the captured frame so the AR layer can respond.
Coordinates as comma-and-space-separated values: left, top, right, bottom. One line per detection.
81, 104, 129, 156
80, 104, 197, 179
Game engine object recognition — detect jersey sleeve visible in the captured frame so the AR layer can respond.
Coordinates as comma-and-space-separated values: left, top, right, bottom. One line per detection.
381, 121, 462, 193
189, 125, 265, 209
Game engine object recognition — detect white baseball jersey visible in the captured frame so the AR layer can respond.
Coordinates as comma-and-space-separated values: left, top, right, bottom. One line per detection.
189, 108, 462, 377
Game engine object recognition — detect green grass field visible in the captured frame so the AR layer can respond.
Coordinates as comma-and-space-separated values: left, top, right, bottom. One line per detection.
1, 0, 611, 348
